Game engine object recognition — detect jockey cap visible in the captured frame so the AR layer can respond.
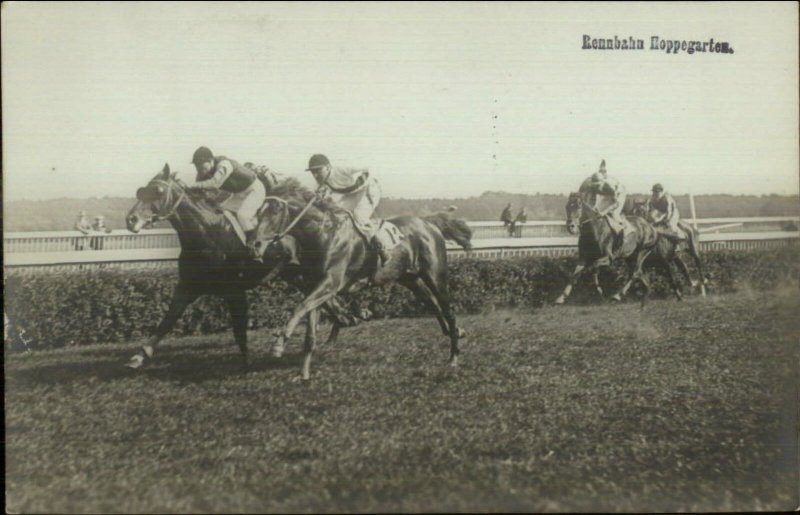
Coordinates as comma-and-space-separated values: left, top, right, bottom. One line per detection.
652, 183, 664, 193
192, 146, 214, 165
306, 154, 331, 171
598, 159, 607, 174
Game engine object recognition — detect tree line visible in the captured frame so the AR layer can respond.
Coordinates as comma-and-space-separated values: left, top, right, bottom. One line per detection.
4, 192, 799, 232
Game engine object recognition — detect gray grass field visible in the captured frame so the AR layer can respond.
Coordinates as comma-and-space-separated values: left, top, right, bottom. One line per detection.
5, 290, 798, 513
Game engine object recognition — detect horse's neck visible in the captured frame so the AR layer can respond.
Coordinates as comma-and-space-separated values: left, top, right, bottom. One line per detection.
171, 199, 239, 251
582, 206, 610, 241
288, 204, 335, 249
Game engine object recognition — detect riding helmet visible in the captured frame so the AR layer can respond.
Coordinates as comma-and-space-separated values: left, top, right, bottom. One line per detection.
306, 154, 331, 171
652, 183, 664, 192
192, 146, 214, 165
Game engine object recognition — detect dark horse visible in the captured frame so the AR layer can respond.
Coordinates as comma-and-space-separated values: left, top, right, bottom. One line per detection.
554, 192, 660, 305
630, 200, 708, 299
124, 164, 351, 370
248, 181, 472, 380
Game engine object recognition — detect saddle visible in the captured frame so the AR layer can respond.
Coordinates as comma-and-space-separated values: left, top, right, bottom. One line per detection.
342, 211, 404, 254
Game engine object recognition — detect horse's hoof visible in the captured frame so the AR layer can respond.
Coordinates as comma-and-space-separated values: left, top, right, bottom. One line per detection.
456, 327, 466, 338
449, 356, 459, 367
611, 294, 622, 302
553, 296, 565, 305
124, 354, 145, 369
272, 348, 284, 359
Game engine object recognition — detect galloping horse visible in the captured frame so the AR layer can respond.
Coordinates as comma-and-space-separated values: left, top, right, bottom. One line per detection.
124, 164, 351, 370
248, 181, 472, 380
630, 200, 708, 299
554, 192, 660, 305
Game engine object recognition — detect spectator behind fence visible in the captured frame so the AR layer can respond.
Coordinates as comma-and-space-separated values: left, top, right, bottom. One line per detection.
90, 215, 112, 250
73, 210, 92, 250
512, 208, 528, 237
500, 203, 514, 236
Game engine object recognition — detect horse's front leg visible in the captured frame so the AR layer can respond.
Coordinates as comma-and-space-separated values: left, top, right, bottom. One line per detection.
224, 290, 250, 371
554, 263, 586, 304
300, 309, 320, 381
125, 282, 199, 369
273, 275, 341, 359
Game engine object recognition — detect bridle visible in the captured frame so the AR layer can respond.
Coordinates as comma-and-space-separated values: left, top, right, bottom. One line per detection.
567, 194, 602, 227
144, 178, 186, 222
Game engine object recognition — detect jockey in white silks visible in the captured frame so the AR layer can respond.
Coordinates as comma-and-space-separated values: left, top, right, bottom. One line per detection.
578, 159, 628, 242
189, 146, 267, 243
646, 183, 686, 241
305, 154, 392, 267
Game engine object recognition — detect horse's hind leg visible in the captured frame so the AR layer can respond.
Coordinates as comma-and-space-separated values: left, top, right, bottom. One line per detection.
687, 235, 708, 296
301, 309, 319, 381
125, 282, 199, 369
419, 270, 461, 367
224, 290, 250, 371
660, 258, 682, 301
399, 275, 450, 336
674, 254, 696, 293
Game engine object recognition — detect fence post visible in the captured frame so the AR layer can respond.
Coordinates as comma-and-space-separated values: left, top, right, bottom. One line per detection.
689, 193, 698, 231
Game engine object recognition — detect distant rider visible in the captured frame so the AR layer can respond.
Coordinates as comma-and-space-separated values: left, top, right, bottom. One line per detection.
305, 154, 391, 267
645, 183, 686, 241
189, 146, 266, 244
578, 159, 627, 244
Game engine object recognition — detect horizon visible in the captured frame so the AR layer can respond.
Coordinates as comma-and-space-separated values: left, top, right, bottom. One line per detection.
2, 3, 798, 202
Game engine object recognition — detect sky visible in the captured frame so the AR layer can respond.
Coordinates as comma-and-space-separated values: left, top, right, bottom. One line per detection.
2, 2, 798, 201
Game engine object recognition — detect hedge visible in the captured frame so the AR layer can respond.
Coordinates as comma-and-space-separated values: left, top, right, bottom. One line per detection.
4, 246, 798, 349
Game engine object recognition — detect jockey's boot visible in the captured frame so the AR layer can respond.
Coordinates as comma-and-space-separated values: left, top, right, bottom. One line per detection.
373, 237, 391, 267
281, 237, 301, 266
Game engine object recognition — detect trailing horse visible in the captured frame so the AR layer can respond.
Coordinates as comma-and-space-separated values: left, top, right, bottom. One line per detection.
248, 180, 471, 380
554, 192, 660, 305
630, 200, 708, 299
124, 164, 352, 370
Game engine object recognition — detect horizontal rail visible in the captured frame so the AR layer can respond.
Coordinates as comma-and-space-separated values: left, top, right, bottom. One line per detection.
5, 232, 797, 270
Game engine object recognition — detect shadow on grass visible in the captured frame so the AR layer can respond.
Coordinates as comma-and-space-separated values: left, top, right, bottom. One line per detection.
6, 344, 308, 388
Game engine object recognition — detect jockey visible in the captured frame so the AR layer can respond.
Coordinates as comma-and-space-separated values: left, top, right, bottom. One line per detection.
646, 183, 686, 241
579, 159, 627, 240
189, 146, 266, 243
305, 154, 391, 266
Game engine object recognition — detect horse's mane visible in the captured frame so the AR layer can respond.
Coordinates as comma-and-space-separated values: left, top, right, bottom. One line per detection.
268, 177, 339, 213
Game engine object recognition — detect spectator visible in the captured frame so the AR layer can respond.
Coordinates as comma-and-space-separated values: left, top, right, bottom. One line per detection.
500, 203, 514, 236
90, 215, 112, 250
513, 207, 528, 237
73, 210, 92, 250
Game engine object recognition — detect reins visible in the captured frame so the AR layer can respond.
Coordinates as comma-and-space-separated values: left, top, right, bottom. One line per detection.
261, 194, 319, 243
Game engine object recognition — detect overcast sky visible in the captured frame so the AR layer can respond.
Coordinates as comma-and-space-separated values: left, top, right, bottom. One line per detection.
2, 2, 798, 201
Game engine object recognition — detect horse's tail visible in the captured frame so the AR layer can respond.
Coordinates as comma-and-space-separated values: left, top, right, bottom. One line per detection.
423, 212, 473, 250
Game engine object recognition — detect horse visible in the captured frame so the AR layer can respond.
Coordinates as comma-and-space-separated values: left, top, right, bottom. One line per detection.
124, 164, 354, 371
629, 200, 708, 299
247, 180, 472, 380
554, 192, 660, 305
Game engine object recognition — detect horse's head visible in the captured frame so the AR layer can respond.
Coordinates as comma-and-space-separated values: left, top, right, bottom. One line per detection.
126, 163, 186, 233
630, 199, 649, 219
248, 196, 292, 260
565, 192, 583, 235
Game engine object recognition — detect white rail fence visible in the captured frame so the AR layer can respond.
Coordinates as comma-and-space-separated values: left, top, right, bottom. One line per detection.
4, 217, 798, 273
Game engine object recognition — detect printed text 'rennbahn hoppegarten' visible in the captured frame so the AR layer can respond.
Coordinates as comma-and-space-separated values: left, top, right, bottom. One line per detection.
583, 35, 735, 55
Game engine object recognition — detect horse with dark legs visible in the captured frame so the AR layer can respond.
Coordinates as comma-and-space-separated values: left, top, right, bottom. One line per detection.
554, 192, 660, 306
124, 164, 353, 371
248, 181, 472, 380
630, 200, 709, 299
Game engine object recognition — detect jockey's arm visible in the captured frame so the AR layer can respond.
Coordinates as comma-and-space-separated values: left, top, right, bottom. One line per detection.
194, 160, 233, 190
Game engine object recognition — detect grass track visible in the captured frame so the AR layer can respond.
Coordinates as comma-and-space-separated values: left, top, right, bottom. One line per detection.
6, 290, 799, 513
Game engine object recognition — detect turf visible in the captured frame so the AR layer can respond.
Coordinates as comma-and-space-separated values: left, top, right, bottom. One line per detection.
5, 290, 799, 513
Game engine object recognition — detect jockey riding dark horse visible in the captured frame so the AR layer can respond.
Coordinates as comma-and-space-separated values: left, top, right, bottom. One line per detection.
554, 160, 661, 305
124, 162, 355, 371
248, 172, 472, 381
